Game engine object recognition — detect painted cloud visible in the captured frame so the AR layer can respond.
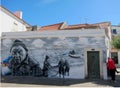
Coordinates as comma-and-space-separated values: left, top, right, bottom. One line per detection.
2, 39, 12, 48
53, 38, 75, 48
31, 39, 46, 48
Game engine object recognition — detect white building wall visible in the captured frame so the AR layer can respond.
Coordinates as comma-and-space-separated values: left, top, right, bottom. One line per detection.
1, 29, 108, 79
0, 7, 30, 36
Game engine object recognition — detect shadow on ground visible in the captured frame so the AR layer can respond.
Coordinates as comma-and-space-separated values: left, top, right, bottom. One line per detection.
1, 75, 120, 87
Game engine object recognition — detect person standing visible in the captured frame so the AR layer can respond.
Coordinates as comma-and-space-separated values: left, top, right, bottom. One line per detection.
107, 57, 119, 82
43, 55, 51, 77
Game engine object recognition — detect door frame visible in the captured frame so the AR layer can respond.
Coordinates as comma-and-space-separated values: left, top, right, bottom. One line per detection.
84, 48, 103, 79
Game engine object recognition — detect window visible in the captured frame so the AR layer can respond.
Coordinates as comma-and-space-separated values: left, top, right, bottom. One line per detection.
14, 22, 18, 26
112, 29, 117, 34
111, 52, 118, 64
12, 22, 18, 31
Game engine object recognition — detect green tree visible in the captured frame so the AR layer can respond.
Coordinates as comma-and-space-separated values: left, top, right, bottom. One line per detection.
111, 37, 120, 49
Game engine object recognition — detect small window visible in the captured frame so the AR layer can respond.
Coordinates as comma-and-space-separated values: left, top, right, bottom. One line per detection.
111, 52, 118, 64
12, 22, 18, 31
112, 29, 117, 34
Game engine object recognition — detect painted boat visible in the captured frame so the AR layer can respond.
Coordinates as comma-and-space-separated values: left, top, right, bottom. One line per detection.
69, 54, 80, 58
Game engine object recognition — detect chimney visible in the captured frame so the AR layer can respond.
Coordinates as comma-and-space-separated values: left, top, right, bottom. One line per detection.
31, 25, 37, 31
14, 11, 22, 19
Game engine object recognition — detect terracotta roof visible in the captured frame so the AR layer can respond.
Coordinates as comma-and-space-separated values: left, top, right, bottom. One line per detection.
111, 48, 120, 52
38, 21, 111, 32
112, 36, 120, 38
63, 22, 111, 30
64, 24, 100, 30
39, 22, 66, 31
94, 22, 111, 28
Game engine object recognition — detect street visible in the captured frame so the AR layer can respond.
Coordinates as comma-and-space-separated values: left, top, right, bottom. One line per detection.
1, 72, 120, 87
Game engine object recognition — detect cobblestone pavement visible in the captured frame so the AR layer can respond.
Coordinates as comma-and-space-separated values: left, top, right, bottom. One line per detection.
1, 72, 120, 87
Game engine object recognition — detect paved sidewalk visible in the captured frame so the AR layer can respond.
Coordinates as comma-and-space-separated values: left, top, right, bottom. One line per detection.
1, 73, 120, 87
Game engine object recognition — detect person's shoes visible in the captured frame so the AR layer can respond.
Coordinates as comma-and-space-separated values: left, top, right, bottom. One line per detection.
117, 71, 119, 73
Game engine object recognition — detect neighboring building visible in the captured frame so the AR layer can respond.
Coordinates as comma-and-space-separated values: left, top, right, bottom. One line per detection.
38, 22, 67, 31
111, 25, 120, 36
0, 5, 31, 36
1, 28, 111, 80
111, 25, 120, 65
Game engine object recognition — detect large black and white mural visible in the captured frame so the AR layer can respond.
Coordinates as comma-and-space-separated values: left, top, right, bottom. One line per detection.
1, 36, 106, 79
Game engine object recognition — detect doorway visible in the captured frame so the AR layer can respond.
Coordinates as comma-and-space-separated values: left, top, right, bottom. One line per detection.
111, 52, 118, 64
87, 51, 100, 79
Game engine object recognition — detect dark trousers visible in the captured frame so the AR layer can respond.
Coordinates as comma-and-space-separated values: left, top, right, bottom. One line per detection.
109, 69, 116, 81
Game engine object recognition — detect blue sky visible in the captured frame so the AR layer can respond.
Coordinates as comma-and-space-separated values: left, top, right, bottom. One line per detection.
1, 0, 120, 26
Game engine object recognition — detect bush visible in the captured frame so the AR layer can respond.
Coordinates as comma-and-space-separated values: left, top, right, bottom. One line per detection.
112, 37, 120, 49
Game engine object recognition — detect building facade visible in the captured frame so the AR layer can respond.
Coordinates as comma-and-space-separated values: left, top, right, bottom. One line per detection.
111, 25, 120, 65
1, 29, 109, 79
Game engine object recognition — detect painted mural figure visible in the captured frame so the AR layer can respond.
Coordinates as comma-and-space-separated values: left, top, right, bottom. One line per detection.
64, 59, 70, 76
43, 55, 51, 77
8, 39, 42, 76
1, 37, 86, 79
58, 58, 70, 78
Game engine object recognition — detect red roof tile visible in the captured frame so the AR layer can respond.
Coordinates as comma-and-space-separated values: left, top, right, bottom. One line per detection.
39, 22, 66, 31
64, 24, 100, 30
111, 49, 119, 52
63, 22, 110, 30
38, 21, 111, 32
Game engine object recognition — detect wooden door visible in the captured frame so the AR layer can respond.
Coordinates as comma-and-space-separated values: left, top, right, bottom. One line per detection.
87, 51, 100, 79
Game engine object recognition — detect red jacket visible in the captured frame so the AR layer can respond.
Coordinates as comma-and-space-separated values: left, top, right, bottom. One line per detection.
107, 58, 116, 70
